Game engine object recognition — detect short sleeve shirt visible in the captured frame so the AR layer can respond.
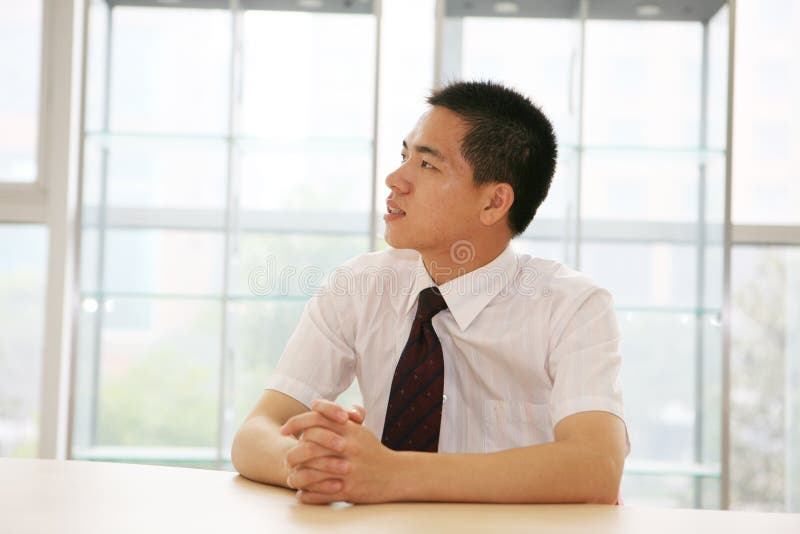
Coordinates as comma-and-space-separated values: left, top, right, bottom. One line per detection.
266, 243, 630, 454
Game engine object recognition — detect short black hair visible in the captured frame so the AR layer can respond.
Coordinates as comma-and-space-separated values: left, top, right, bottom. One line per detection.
427, 80, 557, 236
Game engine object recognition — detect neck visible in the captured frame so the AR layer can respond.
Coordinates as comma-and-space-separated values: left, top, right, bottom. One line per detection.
420, 236, 510, 286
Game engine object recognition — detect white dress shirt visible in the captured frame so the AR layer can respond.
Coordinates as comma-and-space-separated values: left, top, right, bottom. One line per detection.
267, 243, 630, 454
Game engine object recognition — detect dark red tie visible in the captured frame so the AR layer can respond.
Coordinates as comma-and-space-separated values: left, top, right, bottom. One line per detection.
381, 286, 449, 452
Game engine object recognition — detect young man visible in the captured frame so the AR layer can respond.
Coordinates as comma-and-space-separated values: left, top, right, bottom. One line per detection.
231, 81, 629, 505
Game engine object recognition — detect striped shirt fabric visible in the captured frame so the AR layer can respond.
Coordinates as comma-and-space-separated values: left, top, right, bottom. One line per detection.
267, 243, 630, 456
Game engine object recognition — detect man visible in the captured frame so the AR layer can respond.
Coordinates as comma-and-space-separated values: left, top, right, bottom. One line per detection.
231, 81, 629, 505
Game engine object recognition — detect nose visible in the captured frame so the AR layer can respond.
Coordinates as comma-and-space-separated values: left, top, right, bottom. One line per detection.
385, 163, 410, 194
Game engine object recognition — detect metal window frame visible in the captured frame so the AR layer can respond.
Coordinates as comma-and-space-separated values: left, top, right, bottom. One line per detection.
431, 0, 738, 510
68, 0, 383, 466
37, 0, 88, 459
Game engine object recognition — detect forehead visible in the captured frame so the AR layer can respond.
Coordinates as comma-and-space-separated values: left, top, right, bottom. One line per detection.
406, 107, 469, 159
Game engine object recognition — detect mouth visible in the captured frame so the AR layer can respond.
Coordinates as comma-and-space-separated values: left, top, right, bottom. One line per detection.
385, 202, 406, 222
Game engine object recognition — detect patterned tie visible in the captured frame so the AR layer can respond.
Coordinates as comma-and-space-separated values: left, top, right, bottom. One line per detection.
381, 286, 449, 452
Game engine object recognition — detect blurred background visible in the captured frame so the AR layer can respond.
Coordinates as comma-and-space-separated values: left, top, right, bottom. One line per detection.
1, 0, 798, 512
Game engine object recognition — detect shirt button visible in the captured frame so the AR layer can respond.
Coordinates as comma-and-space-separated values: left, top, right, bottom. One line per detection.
442, 394, 448, 404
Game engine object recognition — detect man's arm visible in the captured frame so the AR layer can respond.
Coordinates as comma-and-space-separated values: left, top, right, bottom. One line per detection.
391, 411, 627, 504
231, 390, 307, 487
282, 402, 627, 505
231, 390, 363, 491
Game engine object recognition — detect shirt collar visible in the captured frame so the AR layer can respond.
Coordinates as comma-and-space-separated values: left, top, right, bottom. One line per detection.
404, 243, 518, 331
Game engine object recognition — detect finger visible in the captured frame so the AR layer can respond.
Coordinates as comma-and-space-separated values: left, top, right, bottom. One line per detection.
348, 404, 366, 424
280, 411, 347, 437
288, 468, 343, 492
299, 426, 346, 453
304, 478, 346, 494
286, 441, 343, 469
311, 399, 349, 423
300, 455, 350, 476
296, 489, 345, 505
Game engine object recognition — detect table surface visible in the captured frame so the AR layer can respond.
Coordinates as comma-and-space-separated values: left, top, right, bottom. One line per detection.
3, 458, 800, 534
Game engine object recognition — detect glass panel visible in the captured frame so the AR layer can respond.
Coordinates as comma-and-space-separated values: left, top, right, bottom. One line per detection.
620, 310, 698, 463
232, 233, 369, 298
238, 8, 376, 232
621, 474, 697, 508
731, 246, 800, 512
0, 224, 48, 457
581, 149, 725, 223
706, 4, 729, 152
109, 7, 230, 135
71, 292, 98, 452
440, 8, 582, 265
510, 238, 567, 265
581, 243, 699, 309
0, 0, 42, 183
228, 300, 307, 436
454, 16, 581, 145
93, 298, 221, 447
85, 135, 228, 210
238, 138, 372, 215
375, 0, 435, 235
77, 2, 378, 466
732, 0, 800, 224
240, 11, 375, 140
102, 229, 224, 296
85, 0, 109, 135
80, 228, 99, 294
583, 20, 702, 148
225, 294, 364, 461
701, 308, 723, 467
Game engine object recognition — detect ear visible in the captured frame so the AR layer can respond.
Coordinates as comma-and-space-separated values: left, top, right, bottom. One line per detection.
479, 183, 514, 226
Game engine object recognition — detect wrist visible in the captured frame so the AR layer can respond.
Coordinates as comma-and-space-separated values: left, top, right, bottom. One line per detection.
388, 450, 424, 501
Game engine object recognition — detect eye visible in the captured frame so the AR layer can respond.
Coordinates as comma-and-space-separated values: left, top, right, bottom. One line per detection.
421, 160, 435, 170
400, 152, 408, 162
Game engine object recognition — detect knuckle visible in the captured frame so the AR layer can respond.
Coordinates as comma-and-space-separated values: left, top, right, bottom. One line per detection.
292, 469, 312, 487
305, 427, 323, 442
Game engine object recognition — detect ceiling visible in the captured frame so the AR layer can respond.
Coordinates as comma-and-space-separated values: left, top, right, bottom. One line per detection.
445, 0, 728, 22
104, 0, 727, 22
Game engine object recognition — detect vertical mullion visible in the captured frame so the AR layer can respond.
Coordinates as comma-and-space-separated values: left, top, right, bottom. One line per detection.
785, 250, 800, 512
573, 0, 588, 271
721, 0, 737, 512
368, 0, 382, 253
89, 3, 114, 449
693, 19, 710, 509
66, 0, 93, 460
216, 0, 241, 470
433, 0, 445, 90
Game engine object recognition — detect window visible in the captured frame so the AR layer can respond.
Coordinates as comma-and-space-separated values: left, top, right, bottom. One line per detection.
73, 0, 377, 468
442, 2, 730, 508
731, 0, 800, 225
0, 0, 49, 459
730, 246, 800, 511
0, 0, 42, 184
0, 225, 48, 456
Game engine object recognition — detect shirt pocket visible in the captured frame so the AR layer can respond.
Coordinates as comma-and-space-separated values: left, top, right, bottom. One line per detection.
483, 400, 554, 453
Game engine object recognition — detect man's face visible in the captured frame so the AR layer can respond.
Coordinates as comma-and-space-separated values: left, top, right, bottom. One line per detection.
384, 106, 489, 257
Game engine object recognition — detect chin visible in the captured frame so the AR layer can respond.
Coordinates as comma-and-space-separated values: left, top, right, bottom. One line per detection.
384, 231, 413, 251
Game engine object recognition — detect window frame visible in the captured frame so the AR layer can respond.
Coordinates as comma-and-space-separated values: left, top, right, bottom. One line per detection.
0, 0, 87, 460
0, 0, 48, 221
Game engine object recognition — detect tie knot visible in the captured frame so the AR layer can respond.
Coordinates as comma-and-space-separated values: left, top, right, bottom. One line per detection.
416, 287, 448, 322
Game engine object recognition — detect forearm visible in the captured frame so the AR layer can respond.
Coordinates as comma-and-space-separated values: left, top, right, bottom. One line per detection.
393, 440, 622, 504
231, 415, 296, 487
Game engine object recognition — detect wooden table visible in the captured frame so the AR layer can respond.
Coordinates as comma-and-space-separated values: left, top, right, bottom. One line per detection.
2, 458, 799, 533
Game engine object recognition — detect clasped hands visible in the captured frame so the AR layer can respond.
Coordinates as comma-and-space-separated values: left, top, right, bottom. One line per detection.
280, 399, 400, 504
